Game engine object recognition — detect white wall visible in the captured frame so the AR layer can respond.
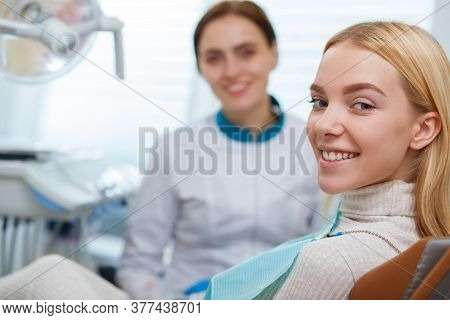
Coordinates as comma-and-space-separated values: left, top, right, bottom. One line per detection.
431, 0, 450, 53
0, 78, 48, 144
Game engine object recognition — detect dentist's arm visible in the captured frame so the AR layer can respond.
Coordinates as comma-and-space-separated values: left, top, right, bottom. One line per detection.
117, 134, 179, 299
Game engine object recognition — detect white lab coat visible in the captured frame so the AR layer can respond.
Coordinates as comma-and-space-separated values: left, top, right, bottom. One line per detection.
117, 112, 323, 299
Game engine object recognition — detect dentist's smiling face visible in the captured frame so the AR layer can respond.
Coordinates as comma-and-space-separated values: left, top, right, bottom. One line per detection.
307, 41, 420, 194
197, 14, 277, 113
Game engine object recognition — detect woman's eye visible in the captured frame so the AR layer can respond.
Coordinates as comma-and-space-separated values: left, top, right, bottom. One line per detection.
352, 102, 375, 112
205, 55, 221, 64
308, 98, 328, 109
239, 49, 255, 58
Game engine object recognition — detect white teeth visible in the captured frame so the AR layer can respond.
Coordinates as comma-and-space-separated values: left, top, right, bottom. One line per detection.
227, 83, 246, 91
322, 150, 359, 161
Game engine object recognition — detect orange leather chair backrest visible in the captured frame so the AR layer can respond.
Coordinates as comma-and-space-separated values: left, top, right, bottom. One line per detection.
350, 237, 449, 300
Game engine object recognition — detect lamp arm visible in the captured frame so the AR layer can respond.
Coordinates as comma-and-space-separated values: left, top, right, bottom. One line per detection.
0, 18, 41, 38
73, 16, 125, 79
113, 28, 124, 79
0, 14, 125, 80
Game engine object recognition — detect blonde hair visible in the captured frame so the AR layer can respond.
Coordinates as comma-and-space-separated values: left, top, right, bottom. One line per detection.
324, 22, 449, 237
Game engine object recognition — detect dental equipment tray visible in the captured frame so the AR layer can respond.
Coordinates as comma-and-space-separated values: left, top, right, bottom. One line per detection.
0, 149, 138, 219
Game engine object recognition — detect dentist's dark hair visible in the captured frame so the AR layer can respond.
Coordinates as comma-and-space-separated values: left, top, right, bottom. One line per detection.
193, 1, 276, 62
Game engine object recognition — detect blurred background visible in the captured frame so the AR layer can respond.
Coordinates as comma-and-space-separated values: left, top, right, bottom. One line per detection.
2, 0, 448, 165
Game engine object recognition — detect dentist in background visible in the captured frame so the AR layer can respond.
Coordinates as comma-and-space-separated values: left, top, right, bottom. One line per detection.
117, 0, 323, 299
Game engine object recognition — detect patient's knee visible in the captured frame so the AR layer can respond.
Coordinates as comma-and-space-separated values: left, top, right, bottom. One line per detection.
27, 254, 81, 276
32, 254, 68, 269
35, 254, 65, 265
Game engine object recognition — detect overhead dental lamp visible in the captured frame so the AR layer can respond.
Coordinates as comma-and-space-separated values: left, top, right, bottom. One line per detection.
0, 0, 124, 83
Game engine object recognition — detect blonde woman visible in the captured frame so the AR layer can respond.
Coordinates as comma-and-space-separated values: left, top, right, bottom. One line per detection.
275, 21, 449, 299
206, 21, 449, 299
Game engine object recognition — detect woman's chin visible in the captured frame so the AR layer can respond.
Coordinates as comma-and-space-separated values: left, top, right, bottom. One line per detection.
318, 178, 351, 195
222, 98, 255, 113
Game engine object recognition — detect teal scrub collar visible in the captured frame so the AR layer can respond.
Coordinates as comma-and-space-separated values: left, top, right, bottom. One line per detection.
216, 95, 285, 143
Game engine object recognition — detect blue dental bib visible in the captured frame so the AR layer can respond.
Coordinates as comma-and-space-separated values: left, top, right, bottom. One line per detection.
205, 210, 341, 300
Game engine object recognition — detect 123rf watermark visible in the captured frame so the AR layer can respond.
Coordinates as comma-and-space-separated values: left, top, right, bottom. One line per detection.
138, 126, 315, 176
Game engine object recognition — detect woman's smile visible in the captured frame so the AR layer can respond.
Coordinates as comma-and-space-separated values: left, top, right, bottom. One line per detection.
318, 148, 361, 169
223, 81, 251, 97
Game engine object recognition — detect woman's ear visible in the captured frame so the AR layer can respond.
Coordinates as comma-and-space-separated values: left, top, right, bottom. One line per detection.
196, 61, 203, 75
270, 42, 278, 70
410, 111, 442, 150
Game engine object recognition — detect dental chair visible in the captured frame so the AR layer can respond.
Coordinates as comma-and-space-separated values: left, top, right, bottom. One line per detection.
350, 237, 450, 300
0, 150, 138, 277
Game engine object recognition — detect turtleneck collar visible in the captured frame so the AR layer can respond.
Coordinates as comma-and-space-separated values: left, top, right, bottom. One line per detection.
340, 180, 416, 217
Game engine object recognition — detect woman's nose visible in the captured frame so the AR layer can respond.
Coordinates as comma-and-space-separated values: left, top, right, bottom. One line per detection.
223, 58, 240, 78
314, 105, 345, 137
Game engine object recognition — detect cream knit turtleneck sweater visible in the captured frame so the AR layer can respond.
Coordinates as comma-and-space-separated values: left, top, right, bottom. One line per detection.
275, 180, 421, 300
